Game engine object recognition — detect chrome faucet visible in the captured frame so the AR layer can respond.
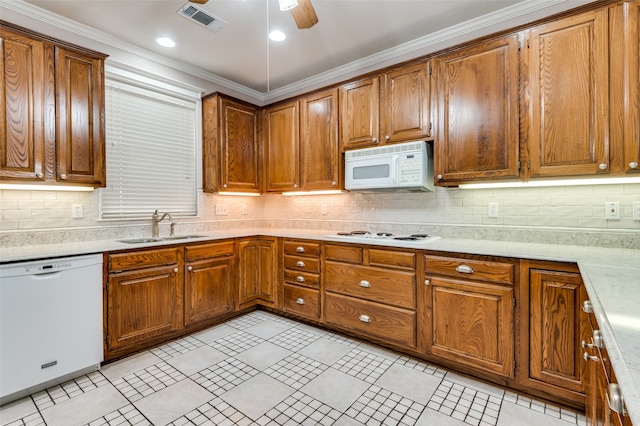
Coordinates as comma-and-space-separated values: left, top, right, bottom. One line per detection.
152, 210, 172, 238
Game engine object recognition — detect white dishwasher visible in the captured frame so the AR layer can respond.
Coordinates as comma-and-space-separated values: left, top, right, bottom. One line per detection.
0, 254, 104, 404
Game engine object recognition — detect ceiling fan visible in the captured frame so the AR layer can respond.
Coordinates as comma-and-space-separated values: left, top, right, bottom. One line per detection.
187, 0, 318, 29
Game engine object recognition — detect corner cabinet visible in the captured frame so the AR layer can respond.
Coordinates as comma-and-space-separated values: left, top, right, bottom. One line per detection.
0, 23, 106, 187
237, 237, 278, 309
202, 93, 261, 193
433, 34, 520, 185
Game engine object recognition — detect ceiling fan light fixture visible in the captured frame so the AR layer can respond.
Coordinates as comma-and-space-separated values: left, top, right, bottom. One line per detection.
278, 0, 298, 11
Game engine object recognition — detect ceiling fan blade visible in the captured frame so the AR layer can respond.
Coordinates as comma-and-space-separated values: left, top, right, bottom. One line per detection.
189, 0, 209, 3
291, 0, 318, 29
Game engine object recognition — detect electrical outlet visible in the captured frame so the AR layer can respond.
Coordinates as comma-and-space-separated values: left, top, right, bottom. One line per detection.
72, 203, 83, 219
633, 202, 640, 221
215, 204, 228, 216
488, 203, 499, 218
241, 205, 248, 215
321, 203, 328, 215
605, 201, 620, 220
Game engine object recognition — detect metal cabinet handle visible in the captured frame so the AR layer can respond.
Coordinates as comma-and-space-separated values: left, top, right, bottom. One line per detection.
359, 315, 371, 323
359, 280, 371, 288
187, 266, 193, 272
296, 298, 305, 305
581, 332, 604, 349
372, 137, 377, 143
296, 261, 305, 267
331, 181, 337, 186
223, 184, 227, 188
583, 351, 598, 362
437, 174, 443, 180
296, 246, 305, 253
630, 161, 639, 169
456, 264, 474, 274
173, 267, 179, 273
60, 173, 67, 180
582, 340, 594, 349
296, 276, 305, 283
36, 172, 44, 179
599, 163, 608, 170
582, 300, 593, 314
424, 279, 431, 286
294, 183, 298, 188
385, 135, 390, 141
607, 383, 625, 415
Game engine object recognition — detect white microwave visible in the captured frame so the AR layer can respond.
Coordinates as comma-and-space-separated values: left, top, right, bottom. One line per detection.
344, 141, 434, 192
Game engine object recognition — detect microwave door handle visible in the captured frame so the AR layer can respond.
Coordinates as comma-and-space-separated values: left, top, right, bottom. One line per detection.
390, 154, 399, 184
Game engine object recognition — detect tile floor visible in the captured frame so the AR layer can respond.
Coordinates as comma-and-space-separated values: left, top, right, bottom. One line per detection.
0, 311, 587, 426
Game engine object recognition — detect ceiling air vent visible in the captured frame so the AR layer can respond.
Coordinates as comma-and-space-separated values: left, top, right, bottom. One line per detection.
177, 2, 228, 32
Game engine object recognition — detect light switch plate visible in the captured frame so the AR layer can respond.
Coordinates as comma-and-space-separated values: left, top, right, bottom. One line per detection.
488, 203, 499, 218
215, 204, 228, 216
605, 202, 620, 220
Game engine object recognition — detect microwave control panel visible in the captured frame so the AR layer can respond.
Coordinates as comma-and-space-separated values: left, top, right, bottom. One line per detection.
398, 154, 424, 184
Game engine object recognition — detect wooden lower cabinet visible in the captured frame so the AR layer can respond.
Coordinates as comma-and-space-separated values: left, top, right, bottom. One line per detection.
237, 237, 278, 309
283, 284, 321, 320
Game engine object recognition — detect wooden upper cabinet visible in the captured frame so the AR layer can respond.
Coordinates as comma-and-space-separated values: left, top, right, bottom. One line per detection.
434, 34, 520, 184
526, 9, 609, 178
264, 100, 300, 191
202, 93, 260, 193
0, 22, 106, 187
0, 26, 49, 182
380, 61, 431, 144
340, 76, 380, 150
610, 1, 640, 175
300, 88, 341, 190
55, 46, 105, 186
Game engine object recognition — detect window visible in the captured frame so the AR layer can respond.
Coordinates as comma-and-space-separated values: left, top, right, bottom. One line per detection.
101, 73, 199, 219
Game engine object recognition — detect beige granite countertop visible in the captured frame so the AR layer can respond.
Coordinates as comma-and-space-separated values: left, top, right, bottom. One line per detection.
1, 229, 638, 422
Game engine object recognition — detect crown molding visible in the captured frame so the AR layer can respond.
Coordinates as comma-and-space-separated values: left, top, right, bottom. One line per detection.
2, 0, 592, 104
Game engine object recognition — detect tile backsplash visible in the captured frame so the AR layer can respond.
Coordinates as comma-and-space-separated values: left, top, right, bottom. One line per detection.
1, 183, 639, 248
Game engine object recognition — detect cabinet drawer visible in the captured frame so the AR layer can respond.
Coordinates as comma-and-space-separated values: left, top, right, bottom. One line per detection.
283, 284, 320, 320
284, 255, 320, 273
425, 255, 514, 285
109, 247, 180, 272
325, 293, 416, 348
325, 262, 415, 308
185, 241, 234, 261
324, 244, 363, 264
284, 269, 320, 288
369, 249, 415, 270
284, 240, 321, 256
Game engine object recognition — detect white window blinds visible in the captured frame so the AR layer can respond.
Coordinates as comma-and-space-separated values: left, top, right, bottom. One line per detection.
101, 79, 197, 219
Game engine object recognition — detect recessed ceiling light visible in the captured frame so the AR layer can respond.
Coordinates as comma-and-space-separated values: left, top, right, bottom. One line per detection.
269, 30, 286, 42
156, 37, 176, 47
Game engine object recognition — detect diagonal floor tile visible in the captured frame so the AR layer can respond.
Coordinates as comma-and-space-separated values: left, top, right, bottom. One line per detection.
234, 341, 292, 370
298, 337, 354, 366
40, 384, 128, 426
300, 368, 370, 412
134, 379, 213, 426
0, 396, 38, 425
166, 345, 227, 376
375, 363, 442, 403
220, 373, 294, 420
244, 320, 292, 339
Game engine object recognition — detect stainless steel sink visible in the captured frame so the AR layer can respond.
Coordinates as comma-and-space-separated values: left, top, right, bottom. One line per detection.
162, 235, 207, 240
118, 238, 162, 244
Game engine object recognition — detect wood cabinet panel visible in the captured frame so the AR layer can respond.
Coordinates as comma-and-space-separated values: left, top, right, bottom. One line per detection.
108, 247, 181, 272
284, 255, 320, 273
264, 100, 300, 191
238, 237, 278, 308
428, 277, 514, 377
185, 256, 234, 326
0, 27, 49, 181
283, 284, 321, 320
284, 269, 320, 288
106, 264, 183, 352
325, 292, 416, 348
283, 240, 320, 257
340, 76, 380, 149
529, 268, 588, 393
380, 61, 431, 143
527, 9, 609, 177
369, 248, 415, 270
185, 241, 234, 261
324, 244, 363, 264
300, 88, 341, 190
325, 261, 415, 308
434, 34, 520, 184
425, 255, 514, 285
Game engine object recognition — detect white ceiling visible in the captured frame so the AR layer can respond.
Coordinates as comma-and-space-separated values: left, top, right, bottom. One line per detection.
5, 0, 595, 102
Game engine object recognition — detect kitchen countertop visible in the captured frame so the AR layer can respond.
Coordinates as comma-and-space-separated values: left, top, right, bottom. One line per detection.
2, 229, 638, 422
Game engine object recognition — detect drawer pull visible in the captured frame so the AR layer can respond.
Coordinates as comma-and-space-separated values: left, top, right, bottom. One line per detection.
296, 276, 305, 283
582, 300, 593, 314
583, 351, 599, 362
173, 267, 179, 273
424, 279, 431, 286
296, 246, 305, 253
187, 266, 193, 272
296, 261, 305, 267
296, 298, 305, 305
607, 383, 625, 415
359, 280, 371, 288
456, 264, 474, 274
359, 315, 371, 323
582, 330, 604, 349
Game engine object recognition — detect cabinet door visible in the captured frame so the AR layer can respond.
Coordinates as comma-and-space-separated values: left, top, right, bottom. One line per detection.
434, 34, 520, 184
529, 269, 588, 393
185, 256, 234, 326
610, 1, 640, 174
220, 97, 260, 192
0, 27, 49, 181
300, 88, 340, 190
340, 76, 380, 150
527, 9, 609, 177
380, 61, 431, 144
106, 265, 183, 352
427, 277, 514, 377
264, 100, 299, 191
238, 238, 278, 308
56, 46, 105, 186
